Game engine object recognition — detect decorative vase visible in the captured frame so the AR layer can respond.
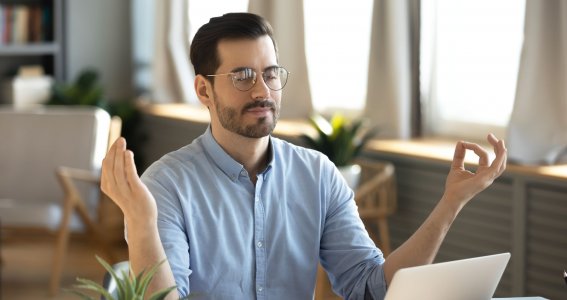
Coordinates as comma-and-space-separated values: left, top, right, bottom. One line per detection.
338, 163, 362, 190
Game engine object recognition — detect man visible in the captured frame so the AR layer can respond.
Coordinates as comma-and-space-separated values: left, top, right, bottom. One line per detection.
101, 12, 507, 300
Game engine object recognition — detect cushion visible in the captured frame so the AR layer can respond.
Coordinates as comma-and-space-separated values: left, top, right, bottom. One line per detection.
0, 105, 111, 231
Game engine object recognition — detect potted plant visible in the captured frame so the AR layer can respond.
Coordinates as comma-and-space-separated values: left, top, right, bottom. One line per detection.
301, 113, 376, 189
69, 256, 178, 300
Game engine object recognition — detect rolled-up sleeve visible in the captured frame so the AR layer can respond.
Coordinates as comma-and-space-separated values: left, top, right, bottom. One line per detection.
142, 165, 192, 297
319, 165, 387, 300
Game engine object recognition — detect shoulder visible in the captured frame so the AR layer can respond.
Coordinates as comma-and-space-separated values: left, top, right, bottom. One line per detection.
141, 135, 207, 182
270, 136, 336, 173
271, 136, 327, 161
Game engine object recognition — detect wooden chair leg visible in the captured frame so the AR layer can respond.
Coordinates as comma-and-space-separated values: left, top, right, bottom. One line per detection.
50, 195, 74, 295
75, 200, 116, 263
366, 222, 379, 247
378, 218, 391, 257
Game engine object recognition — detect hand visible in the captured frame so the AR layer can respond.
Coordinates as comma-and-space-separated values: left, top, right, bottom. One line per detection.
442, 133, 507, 209
101, 137, 157, 227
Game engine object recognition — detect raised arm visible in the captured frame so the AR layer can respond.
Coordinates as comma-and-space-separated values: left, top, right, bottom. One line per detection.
100, 138, 179, 299
382, 133, 507, 284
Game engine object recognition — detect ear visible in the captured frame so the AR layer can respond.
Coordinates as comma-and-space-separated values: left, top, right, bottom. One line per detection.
195, 75, 213, 107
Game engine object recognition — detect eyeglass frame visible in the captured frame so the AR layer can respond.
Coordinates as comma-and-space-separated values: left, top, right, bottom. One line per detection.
205, 66, 290, 92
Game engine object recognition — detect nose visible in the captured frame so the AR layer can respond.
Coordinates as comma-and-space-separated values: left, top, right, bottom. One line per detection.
250, 74, 271, 100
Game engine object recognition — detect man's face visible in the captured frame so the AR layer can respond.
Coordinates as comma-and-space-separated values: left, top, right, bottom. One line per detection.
209, 35, 282, 138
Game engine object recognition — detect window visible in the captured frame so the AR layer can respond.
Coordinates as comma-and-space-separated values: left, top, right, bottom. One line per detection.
303, 0, 373, 115
421, 0, 526, 140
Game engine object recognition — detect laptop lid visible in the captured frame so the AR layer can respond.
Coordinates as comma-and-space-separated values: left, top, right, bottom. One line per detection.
384, 252, 511, 300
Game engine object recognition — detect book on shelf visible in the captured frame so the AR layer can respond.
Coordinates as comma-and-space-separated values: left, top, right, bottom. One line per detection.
0, 3, 52, 45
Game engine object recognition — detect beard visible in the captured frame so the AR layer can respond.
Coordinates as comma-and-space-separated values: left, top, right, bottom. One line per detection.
214, 93, 280, 138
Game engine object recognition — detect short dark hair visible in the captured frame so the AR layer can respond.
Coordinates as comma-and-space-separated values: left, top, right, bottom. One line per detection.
190, 13, 277, 79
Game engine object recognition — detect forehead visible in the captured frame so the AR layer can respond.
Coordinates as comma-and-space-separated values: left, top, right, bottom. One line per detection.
216, 35, 278, 71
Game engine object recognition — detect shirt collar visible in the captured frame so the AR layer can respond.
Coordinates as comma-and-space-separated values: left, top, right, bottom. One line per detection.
201, 126, 274, 181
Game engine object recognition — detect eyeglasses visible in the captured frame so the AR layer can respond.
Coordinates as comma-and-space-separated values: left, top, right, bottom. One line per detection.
206, 66, 289, 91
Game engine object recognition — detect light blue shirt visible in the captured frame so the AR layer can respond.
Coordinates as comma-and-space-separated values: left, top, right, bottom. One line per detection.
141, 127, 386, 299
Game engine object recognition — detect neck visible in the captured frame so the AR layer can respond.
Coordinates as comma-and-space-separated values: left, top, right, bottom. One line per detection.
211, 125, 270, 183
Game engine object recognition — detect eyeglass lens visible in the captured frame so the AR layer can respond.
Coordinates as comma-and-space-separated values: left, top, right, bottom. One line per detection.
232, 67, 288, 91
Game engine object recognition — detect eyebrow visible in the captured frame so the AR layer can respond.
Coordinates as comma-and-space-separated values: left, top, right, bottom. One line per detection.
229, 65, 280, 73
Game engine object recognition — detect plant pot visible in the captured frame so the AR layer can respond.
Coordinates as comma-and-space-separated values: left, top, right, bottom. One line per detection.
338, 163, 362, 190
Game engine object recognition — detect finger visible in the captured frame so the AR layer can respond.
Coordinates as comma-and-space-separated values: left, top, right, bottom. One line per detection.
501, 143, 508, 174
491, 139, 507, 175
124, 150, 142, 192
101, 138, 121, 192
487, 133, 504, 158
113, 138, 130, 196
461, 141, 490, 167
485, 133, 508, 175
487, 133, 498, 147
451, 141, 467, 169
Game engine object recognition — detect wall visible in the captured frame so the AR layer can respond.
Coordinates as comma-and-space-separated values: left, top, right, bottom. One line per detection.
65, 0, 133, 100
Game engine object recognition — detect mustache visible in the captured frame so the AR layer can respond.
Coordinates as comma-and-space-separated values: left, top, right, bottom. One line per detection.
242, 100, 276, 112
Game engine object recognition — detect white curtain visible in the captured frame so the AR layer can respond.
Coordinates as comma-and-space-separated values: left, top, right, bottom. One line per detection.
248, 0, 313, 119
151, 0, 197, 103
364, 0, 416, 139
507, 0, 567, 165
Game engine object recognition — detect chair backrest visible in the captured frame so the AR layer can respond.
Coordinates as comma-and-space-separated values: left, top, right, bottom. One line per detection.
354, 159, 397, 218
0, 105, 112, 230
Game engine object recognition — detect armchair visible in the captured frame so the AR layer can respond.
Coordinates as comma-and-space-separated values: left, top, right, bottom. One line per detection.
0, 105, 122, 294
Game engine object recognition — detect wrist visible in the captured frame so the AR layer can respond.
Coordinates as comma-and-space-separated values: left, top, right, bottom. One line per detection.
439, 194, 465, 216
124, 216, 159, 240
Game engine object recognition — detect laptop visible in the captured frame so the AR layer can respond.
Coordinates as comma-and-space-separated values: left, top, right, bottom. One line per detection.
384, 253, 511, 300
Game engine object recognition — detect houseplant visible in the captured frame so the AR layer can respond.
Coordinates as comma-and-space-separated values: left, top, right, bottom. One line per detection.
301, 113, 376, 188
69, 256, 180, 300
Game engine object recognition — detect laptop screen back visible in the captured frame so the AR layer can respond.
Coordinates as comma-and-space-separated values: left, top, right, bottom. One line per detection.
384, 253, 511, 300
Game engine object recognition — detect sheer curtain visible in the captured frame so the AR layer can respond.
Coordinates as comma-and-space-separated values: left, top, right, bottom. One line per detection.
148, 0, 196, 103
364, 0, 419, 138
151, 0, 181, 102
248, 0, 313, 119
507, 0, 567, 165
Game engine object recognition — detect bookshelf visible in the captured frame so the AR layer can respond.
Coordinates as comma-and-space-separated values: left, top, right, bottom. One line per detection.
0, 0, 64, 81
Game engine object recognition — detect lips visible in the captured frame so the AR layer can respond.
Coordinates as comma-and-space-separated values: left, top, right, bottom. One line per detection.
242, 100, 276, 114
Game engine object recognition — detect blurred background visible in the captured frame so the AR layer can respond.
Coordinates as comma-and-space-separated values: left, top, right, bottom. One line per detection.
1, 0, 566, 299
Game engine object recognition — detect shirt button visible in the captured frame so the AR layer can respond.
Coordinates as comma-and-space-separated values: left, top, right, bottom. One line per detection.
258, 286, 263, 292
257, 241, 263, 248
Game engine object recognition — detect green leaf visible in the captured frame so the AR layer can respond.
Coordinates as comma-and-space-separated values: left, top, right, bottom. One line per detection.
95, 255, 129, 299
70, 256, 181, 300
147, 286, 177, 300
136, 259, 168, 297
65, 289, 97, 300
310, 114, 333, 137
302, 113, 377, 166
72, 278, 114, 300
